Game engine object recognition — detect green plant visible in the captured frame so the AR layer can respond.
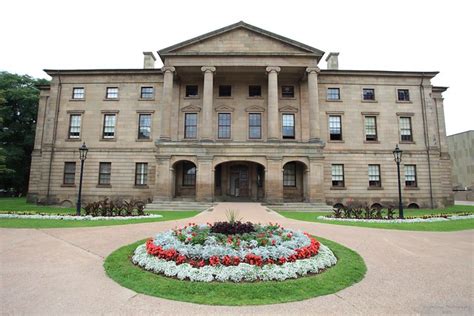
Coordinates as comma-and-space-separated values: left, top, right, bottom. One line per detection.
364, 204, 375, 219
225, 209, 242, 224
343, 206, 352, 218
353, 207, 363, 219
333, 207, 343, 218
387, 206, 396, 219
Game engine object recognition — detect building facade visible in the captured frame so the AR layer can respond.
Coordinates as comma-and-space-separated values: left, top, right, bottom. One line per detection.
447, 130, 473, 192
27, 22, 454, 208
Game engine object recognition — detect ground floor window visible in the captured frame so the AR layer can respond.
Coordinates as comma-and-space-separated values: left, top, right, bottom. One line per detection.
331, 164, 344, 187
183, 162, 196, 186
135, 163, 148, 185
283, 163, 296, 187
368, 164, 381, 187
63, 162, 76, 184
99, 162, 111, 185
405, 164, 417, 187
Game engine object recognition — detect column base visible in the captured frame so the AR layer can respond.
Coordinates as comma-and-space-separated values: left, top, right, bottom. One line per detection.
158, 136, 171, 142
309, 138, 325, 145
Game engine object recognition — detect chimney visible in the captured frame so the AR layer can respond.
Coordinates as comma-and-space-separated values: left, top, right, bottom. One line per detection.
325, 52, 339, 70
143, 52, 156, 69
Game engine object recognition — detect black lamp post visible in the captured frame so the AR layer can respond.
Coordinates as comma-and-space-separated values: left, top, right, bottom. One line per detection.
76, 142, 88, 216
393, 144, 404, 219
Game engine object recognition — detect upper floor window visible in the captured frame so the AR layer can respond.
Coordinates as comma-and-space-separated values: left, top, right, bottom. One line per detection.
368, 164, 381, 187
283, 163, 296, 187
219, 85, 232, 97
63, 162, 76, 185
135, 163, 148, 186
218, 113, 231, 139
182, 162, 196, 186
331, 164, 345, 187
404, 165, 417, 187
98, 162, 111, 185
281, 86, 294, 98
249, 113, 262, 139
102, 114, 116, 139
138, 114, 151, 139
397, 89, 410, 102
68, 114, 81, 139
140, 87, 154, 99
282, 114, 295, 139
185, 85, 198, 97
72, 87, 85, 99
363, 88, 375, 101
364, 116, 378, 141
329, 115, 342, 141
400, 117, 413, 142
184, 113, 197, 139
327, 88, 340, 100
249, 85, 262, 97
106, 87, 119, 99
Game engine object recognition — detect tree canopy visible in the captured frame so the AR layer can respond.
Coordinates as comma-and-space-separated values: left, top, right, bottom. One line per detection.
0, 71, 49, 195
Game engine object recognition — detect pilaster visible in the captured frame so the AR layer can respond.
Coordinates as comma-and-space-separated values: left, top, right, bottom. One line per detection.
159, 66, 175, 141
266, 66, 281, 141
306, 67, 321, 142
201, 66, 216, 141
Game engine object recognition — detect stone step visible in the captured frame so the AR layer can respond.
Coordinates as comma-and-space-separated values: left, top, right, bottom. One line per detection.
145, 201, 214, 211
265, 203, 333, 212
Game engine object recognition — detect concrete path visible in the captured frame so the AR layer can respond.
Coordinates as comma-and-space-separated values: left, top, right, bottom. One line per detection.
1, 202, 473, 315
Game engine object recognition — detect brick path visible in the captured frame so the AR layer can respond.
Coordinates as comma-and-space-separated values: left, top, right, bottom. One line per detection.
1, 203, 473, 315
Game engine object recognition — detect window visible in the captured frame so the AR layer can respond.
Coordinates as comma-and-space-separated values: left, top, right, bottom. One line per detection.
219, 85, 232, 97
68, 114, 81, 139
98, 162, 111, 185
283, 163, 296, 187
63, 162, 76, 185
249, 85, 261, 97
106, 87, 119, 99
135, 163, 148, 185
282, 114, 295, 139
364, 116, 378, 141
102, 114, 116, 139
329, 115, 342, 140
72, 87, 85, 99
140, 87, 154, 99
397, 89, 410, 101
400, 117, 413, 142
405, 165, 417, 187
363, 88, 375, 101
185, 85, 198, 97
281, 86, 294, 98
368, 164, 381, 187
249, 113, 262, 139
331, 164, 345, 187
218, 113, 231, 139
182, 162, 196, 186
184, 113, 197, 139
138, 114, 151, 139
327, 88, 340, 100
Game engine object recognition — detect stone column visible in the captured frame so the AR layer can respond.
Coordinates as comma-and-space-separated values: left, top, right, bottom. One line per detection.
154, 156, 173, 200
160, 66, 175, 141
307, 157, 325, 202
265, 157, 283, 203
307, 67, 321, 142
196, 157, 213, 202
201, 66, 216, 141
266, 66, 281, 141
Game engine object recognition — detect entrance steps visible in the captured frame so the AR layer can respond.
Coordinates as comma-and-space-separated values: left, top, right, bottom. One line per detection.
145, 200, 214, 211
265, 202, 333, 212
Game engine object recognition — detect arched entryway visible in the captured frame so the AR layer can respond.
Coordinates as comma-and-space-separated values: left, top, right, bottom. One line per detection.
172, 160, 196, 198
283, 161, 308, 202
214, 161, 265, 201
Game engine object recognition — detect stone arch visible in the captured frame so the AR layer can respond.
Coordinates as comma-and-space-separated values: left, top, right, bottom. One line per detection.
282, 160, 309, 202
212, 156, 267, 169
60, 200, 73, 208
171, 160, 197, 198
333, 202, 345, 209
407, 203, 420, 209
170, 156, 198, 169
371, 203, 383, 210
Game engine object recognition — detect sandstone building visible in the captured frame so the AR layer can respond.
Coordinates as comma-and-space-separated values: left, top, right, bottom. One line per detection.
447, 130, 473, 199
27, 21, 453, 208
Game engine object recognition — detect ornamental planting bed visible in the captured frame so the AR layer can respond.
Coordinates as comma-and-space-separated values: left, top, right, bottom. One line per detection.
132, 221, 337, 282
0, 213, 163, 221
319, 213, 474, 224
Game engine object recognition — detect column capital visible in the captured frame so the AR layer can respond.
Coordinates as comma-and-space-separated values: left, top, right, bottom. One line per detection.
201, 66, 216, 73
161, 66, 176, 73
306, 67, 321, 74
266, 66, 281, 74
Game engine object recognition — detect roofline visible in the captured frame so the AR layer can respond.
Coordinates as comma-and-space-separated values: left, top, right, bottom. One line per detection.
35, 84, 51, 90
44, 69, 163, 76
447, 130, 474, 137
158, 21, 325, 62
432, 86, 449, 92
320, 69, 439, 78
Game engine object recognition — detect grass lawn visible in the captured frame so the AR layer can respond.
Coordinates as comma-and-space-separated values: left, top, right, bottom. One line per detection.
104, 236, 366, 305
0, 197, 199, 228
278, 205, 474, 232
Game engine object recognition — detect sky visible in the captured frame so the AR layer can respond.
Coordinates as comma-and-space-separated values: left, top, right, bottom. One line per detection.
1, 0, 472, 136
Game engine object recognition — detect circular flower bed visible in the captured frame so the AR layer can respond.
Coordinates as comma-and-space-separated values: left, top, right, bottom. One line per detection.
132, 221, 337, 282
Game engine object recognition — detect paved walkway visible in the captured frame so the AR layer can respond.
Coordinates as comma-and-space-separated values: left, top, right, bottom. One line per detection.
1, 203, 473, 315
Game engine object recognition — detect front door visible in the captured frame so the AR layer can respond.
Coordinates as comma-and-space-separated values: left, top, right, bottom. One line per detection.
229, 165, 249, 197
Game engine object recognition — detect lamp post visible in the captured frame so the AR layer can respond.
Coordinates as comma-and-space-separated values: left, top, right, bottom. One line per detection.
76, 142, 88, 216
393, 144, 404, 219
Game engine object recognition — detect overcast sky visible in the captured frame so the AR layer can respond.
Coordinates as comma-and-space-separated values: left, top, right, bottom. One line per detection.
1, 0, 472, 135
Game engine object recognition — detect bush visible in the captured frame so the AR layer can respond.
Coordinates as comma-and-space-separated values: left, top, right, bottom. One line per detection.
83, 198, 146, 217
210, 221, 256, 235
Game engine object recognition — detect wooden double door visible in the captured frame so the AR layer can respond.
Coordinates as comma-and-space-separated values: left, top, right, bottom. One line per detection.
229, 165, 249, 197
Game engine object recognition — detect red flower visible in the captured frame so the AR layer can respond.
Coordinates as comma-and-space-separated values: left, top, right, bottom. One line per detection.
176, 255, 186, 265
209, 256, 220, 266
222, 255, 232, 266
245, 254, 263, 266
278, 257, 287, 264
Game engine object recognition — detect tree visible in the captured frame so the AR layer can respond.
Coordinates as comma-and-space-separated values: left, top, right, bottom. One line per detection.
0, 71, 49, 195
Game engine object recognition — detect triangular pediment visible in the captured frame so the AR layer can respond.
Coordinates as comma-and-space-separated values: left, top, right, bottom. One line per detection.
279, 105, 299, 113
159, 21, 324, 59
214, 105, 235, 112
181, 105, 201, 112
245, 105, 265, 112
